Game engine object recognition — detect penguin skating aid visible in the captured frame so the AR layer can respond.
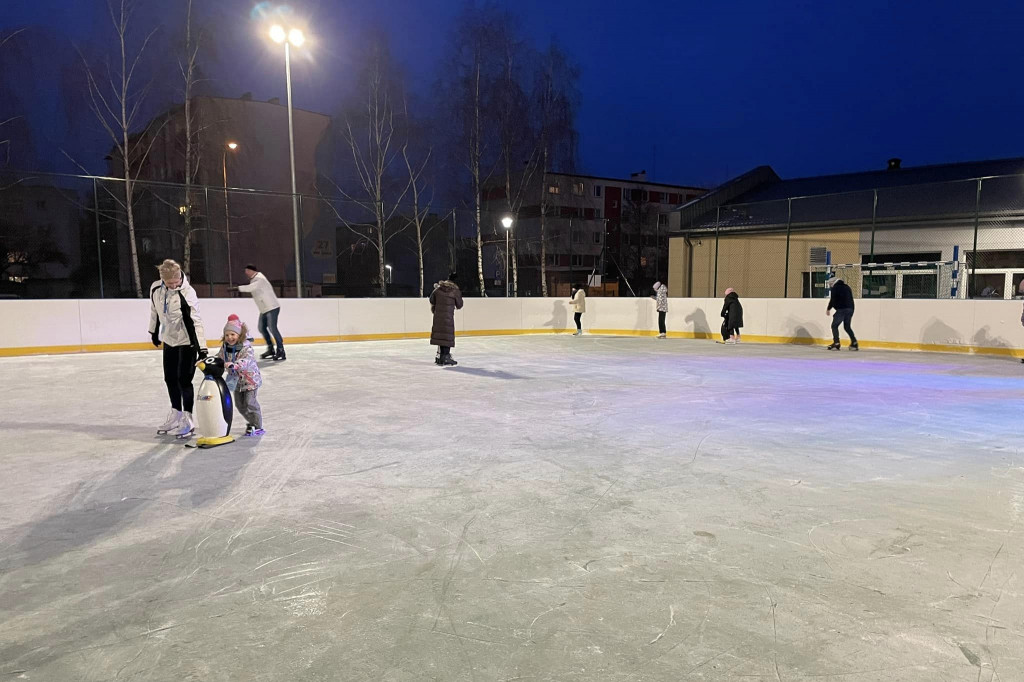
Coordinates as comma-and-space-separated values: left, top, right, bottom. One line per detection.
185, 356, 235, 448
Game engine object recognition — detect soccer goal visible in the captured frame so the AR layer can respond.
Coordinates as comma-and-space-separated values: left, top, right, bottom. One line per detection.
808, 260, 964, 299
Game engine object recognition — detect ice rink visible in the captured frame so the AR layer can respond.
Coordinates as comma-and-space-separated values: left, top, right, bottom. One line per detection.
1, 335, 1022, 681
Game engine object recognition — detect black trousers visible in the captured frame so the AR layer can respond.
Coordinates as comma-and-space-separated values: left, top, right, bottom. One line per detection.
831, 308, 857, 344
721, 323, 740, 341
658, 311, 666, 334
574, 312, 582, 330
163, 344, 197, 412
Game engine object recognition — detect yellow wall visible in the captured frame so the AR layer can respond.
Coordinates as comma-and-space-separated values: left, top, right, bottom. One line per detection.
669, 229, 861, 297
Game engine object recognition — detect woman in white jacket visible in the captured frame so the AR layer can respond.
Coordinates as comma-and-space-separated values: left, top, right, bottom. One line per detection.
570, 283, 587, 336
238, 265, 285, 361
149, 259, 208, 437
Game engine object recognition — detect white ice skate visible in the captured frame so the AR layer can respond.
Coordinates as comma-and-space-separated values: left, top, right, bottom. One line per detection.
174, 411, 196, 440
156, 409, 182, 435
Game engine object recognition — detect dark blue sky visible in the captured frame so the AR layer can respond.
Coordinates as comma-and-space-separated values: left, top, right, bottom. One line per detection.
5, 0, 1024, 187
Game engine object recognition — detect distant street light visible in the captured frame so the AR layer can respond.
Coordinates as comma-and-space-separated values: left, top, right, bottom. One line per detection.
268, 23, 307, 297
502, 215, 514, 297
385, 264, 393, 286
223, 142, 239, 288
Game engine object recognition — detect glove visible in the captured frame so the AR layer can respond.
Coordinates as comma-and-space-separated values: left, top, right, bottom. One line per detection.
151, 332, 160, 347
197, 347, 209, 359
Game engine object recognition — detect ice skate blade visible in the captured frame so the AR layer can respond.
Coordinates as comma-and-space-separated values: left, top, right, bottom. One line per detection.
195, 435, 235, 449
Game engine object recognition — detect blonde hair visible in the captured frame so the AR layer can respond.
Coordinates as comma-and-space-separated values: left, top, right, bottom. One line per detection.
158, 259, 182, 282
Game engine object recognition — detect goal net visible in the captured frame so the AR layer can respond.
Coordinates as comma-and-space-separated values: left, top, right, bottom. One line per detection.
808, 261, 963, 300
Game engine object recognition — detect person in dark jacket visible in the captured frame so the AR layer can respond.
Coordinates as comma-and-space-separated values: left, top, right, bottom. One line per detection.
429, 273, 464, 366
720, 288, 743, 343
826, 276, 858, 351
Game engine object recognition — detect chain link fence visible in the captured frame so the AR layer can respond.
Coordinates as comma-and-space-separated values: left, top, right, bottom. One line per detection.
677, 173, 1024, 300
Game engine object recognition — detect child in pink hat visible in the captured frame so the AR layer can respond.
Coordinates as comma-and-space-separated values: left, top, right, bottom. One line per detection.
216, 314, 265, 436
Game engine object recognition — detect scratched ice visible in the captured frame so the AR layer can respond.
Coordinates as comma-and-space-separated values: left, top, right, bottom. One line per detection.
1, 336, 1022, 680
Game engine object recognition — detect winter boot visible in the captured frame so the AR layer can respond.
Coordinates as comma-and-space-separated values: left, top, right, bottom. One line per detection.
827, 342, 841, 351
274, 349, 287, 362
174, 412, 195, 439
260, 348, 276, 360
442, 355, 458, 366
157, 408, 182, 435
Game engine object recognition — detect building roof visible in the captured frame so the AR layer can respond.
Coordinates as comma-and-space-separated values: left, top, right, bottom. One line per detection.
730, 157, 1024, 204
547, 171, 705, 192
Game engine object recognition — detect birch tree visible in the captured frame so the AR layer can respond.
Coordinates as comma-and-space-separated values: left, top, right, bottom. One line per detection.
179, 0, 201, 276
328, 36, 409, 297
442, 6, 505, 296
81, 0, 162, 297
492, 21, 538, 297
532, 42, 579, 296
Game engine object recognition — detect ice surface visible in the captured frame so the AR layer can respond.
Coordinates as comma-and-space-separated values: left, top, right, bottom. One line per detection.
1, 336, 1022, 680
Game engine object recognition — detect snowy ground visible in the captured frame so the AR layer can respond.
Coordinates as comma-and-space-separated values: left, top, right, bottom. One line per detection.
1, 335, 1022, 681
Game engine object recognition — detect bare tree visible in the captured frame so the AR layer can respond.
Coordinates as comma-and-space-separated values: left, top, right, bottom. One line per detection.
443, 6, 508, 296
492, 21, 538, 297
401, 126, 435, 296
179, 0, 201, 276
80, 0, 163, 297
532, 42, 579, 296
328, 37, 410, 297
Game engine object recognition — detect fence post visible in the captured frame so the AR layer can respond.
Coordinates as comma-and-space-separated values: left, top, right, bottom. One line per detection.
204, 186, 212, 296
783, 198, 792, 298
869, 189, 878, 262
713, 206, 720, 296
92, 177, 105, 299
971, 178, 981, 298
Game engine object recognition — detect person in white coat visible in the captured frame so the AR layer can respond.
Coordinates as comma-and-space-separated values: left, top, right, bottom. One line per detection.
238, 264, 285, 361
651, 281, 668, 339
149, 259, 208, 437
570, 283, 587, 336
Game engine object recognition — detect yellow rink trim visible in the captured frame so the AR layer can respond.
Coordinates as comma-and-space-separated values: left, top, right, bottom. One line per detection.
1, 327, 1021, 358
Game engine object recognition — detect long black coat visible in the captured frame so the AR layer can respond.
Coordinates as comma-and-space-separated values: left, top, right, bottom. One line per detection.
721, 292, 743, 329
429, 281, 464, 347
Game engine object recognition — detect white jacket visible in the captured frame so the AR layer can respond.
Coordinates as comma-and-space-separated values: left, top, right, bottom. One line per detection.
148, 275, 207, 349
238, 271, 280, 314
571, 289, 587, 314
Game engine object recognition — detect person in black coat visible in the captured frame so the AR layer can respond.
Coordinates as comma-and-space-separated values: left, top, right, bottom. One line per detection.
826, 276, 858, 351
720, 288, 743, 343
429, 272, 464, 366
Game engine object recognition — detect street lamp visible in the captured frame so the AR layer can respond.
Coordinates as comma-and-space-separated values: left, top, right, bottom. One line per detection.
385, 264, 393, 285
223, 141, 239, 288
501, 215, 514, 297
269, 23, 306, 298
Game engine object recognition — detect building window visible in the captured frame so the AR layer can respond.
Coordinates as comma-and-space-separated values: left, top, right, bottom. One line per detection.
571, 255, 584, 267
594, 185, 602, 197
595, 208, 602, 219
657, 214, 668, 227
611, 200, 618, 209
547, 184, 560, 194
572, 182, 584, 196
593, 232, 602, 244
547, 254, 559, 266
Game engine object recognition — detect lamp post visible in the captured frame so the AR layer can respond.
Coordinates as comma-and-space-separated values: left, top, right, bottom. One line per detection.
501, 215, 514, 297
385, 264, 393, 286
269, 24, 306, 298
222, 141, 238, 288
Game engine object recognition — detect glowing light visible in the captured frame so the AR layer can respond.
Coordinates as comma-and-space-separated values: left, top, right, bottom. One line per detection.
227, 142, 238, 150
269, 24, 286, 43
501, 216, 514, 229
288, 28, 305, 47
